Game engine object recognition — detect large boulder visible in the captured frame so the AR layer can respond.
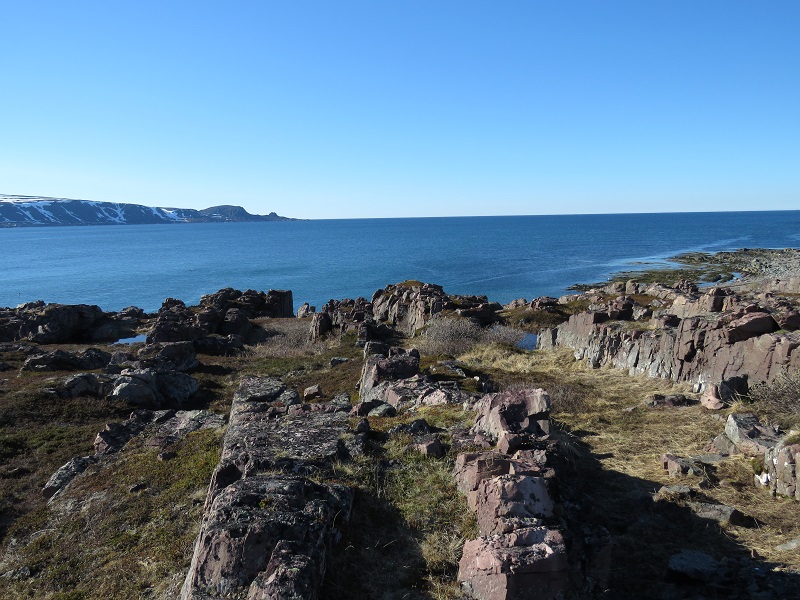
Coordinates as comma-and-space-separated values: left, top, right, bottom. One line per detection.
21, 348, 111, 372
137, 341, 198, 371
472, 389, 551, 443
724, 413, 781, 456
371, 282, 449, 336
358, 348, 420, 396
147, 299, 207, 343
755, 436, 800, 500
56, 373, 115, 398
109, 368, 199, 408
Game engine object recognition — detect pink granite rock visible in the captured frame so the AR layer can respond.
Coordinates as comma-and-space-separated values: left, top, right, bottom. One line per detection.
458, 528, 569, 600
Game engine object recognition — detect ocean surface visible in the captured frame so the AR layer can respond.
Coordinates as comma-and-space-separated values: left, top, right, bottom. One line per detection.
2, 211, 800, 313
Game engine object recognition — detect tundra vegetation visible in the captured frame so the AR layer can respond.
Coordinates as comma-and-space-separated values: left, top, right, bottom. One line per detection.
1, 257, 800, 599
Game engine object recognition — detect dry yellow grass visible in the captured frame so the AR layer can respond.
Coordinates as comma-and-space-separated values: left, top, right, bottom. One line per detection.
459, 343, 800, 588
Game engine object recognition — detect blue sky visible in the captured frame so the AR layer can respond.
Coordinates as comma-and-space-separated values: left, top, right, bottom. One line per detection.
1, 1, 797, 219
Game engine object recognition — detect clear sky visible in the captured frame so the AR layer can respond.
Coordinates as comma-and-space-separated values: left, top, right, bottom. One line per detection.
1, 1, 798, 219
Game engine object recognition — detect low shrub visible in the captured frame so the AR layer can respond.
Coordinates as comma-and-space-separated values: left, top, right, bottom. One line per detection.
746, 370, 800, 429
417, 318, 526, 357
250, 319, 325, 357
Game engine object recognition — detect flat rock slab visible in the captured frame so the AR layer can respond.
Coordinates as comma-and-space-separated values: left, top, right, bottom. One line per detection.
181, 376, 354, 600
181, 476, 351, 600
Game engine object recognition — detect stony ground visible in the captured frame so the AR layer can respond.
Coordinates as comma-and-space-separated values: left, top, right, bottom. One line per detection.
2, 258, 800, 599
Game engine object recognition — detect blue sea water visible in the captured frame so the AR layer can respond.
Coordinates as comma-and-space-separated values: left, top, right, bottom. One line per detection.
2, 211, 800, 313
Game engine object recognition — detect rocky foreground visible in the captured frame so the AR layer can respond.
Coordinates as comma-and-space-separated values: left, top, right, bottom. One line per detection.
1, 251, 799, 599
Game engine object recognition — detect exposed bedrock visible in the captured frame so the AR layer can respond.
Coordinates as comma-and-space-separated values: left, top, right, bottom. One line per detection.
456, 388, 608, 600
372, 282, 502, 337
0, 302, 143, 344
180, 376, 356, 600
308, 281, 507, 345
358, 345, 466, 408
147, 288, 294, 344
538, 281, 800, 394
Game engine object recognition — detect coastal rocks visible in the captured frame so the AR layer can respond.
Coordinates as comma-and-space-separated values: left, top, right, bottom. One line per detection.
457, 388, 572, 600
537, 282, 800, 395
754, 436, 800, 500
359, 347, 420, 392
199, 288, 294, 320
358, 346, 465, 408
472, 389, 551, 444
181, 376, 356, 599
136, 341, 198, 371
371, 282, 503, 336
306, 296, 390, 346
20, 347, 111, 372
372, 282, 448, 336
192, 334, 243, 356
458, 529, 569, 600
296, 302, 315, 318
0, 302, 143, 344
55, 372, 115, 399
181, 476, 351, 600
109, 368, 199, 408
147, 298, 211, 343
308, 312, 332, 343
147, 289, 293, 345
724, 413, 781, 457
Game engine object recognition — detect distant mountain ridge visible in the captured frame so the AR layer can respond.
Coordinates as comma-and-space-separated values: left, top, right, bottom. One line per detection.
0, 195, 296, 227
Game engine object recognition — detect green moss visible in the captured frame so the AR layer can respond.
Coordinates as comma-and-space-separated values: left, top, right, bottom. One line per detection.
751, 457, 767, 475
0, 428, 223, 600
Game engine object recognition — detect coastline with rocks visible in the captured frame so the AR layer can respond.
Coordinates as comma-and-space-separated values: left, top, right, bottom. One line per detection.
0, 247, 798, 599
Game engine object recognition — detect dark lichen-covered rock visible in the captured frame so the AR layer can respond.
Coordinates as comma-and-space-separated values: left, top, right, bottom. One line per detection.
109, 368, 199, 408
136, 341, 198, 371
21, 348, 111, 372
181, 376, 356, 600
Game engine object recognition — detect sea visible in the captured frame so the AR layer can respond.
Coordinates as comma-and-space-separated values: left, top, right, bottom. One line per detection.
2, 211, 799, 314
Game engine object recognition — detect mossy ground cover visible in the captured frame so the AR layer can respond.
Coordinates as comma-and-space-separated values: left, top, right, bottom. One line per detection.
323, 404, 477, 600
1, 428, 222, 600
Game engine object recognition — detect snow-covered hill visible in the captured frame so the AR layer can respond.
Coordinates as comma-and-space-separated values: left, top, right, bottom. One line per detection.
0, 195, 294, 227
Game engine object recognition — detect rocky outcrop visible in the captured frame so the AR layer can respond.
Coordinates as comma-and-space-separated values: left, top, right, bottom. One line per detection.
371, 282, 502, 337
20, 348, 111, 372
538, 282, 800, 395
181, 377, 356, 600
109, 368, 199, 408
456, 388, 574, 600
756, 436, 800, 500
307, 296, 389, 347
0, 302, 141, 344
358, 346, 465, 408
148, 289, 293, 345
136, 341, 198, 371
